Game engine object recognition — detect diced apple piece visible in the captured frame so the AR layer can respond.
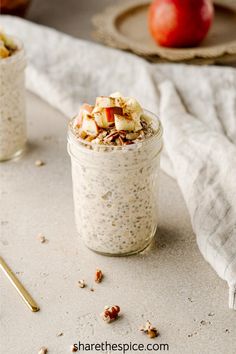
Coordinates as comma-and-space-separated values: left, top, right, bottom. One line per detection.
110, 92, 125, 107
123, 97, 143, 117
104, 108, 114, 123
104, 107, 123, 123
134, 120, 143, 132
114, 115, 135, 131
110, 92, 123, 98
81, 103, 94, 114
94, 112, 109, 129
141, 113, 152, 124
74, 103, 94, 128
73, 114, 82, 128
92, 105, 103, 114
95, 96, 116, 108
81, 114, 98, 136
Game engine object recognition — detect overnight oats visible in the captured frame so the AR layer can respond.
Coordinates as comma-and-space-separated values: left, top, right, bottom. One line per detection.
0, 31, 27, 161
68, 93, 163, 255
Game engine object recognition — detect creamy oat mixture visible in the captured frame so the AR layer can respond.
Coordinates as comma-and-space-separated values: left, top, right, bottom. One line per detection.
0, 31, 27, 161
68, 93, 162, 255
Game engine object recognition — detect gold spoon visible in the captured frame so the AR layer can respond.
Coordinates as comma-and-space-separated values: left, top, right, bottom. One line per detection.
0, 256, 40, 312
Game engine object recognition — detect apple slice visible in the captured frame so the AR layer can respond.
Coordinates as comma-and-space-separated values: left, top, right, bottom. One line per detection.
94, 107, 123, 128
74, 103, 94, 128
94, 111, 109, 129
81, 114, 98, 136
123, 97, 143, 118
114, 115, 135, 131
95, 96, 116, 108
104, 107, 123, 123
110, 92, 123, 98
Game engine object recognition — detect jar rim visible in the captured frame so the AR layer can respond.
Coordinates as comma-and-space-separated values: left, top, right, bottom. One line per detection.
68, 108, 163, 152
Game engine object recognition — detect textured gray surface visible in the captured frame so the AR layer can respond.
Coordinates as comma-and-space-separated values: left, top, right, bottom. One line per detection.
0, 1, 236, 353
0, 93, 235, 354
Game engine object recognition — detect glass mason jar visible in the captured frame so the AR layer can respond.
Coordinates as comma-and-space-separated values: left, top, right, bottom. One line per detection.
68, 110, 163, 256
0, 37, 27, 162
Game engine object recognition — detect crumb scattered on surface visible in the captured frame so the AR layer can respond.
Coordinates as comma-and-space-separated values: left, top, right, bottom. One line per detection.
70, 344, 78, 352
95, 268, 103, 283
187, 297, 193, 302
90, 287, 94, 292
200, 320, 211, 326
35, 159, 45, 167
160, 243, 167, 249
56, 332, 63, 337
208, 312, 215, 317
38, 347, 47, 354
140, 320, 159, 338
78, 279, 86, 288
101, 305, 120, 323
225, 329, 230, 333
37, 233, 48, 243
187, 332, 198, 338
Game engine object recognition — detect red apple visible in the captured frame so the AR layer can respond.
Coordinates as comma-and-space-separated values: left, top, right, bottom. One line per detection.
148, 0, 214, 48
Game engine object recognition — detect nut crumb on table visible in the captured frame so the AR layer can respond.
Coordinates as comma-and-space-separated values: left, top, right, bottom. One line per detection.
38, 347, 47, 354
94, 268, 103, 283
70, 344, 78, 352
56, 332, 63, 337
208, 312, 215, 317
101, 305, 120, 323
78, 279, 86, 288
140, 320, 159, 338
37, 233, 47, 243
35, 159, 45, 167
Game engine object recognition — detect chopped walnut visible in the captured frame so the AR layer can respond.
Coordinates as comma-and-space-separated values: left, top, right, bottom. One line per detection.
140, 320, 159, 339
78, 279, 86, 288
126, 132, 140, 140
95, 268, 103, 283
79, 130, 87, 139
101, 305, 120, 323
35, 159, 45, 167
70, 344, 78, 352
38, 347, 48, 354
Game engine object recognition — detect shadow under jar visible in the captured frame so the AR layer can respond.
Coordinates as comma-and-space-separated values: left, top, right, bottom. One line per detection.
68, 110, 163, 256
0, 37, 27, 162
